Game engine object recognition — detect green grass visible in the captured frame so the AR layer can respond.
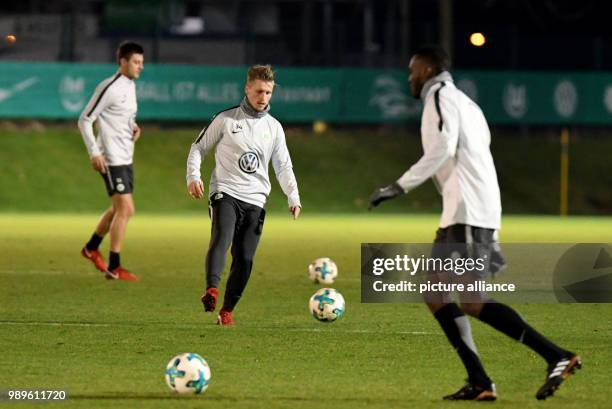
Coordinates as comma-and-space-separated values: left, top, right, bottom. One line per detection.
1, 126, 611, 214
1, 213, 611, 408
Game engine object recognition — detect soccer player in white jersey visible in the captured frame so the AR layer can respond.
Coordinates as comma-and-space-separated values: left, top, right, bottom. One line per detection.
369, 46, 581, 401
78, 42, 143, 281
186, 65, 301, 326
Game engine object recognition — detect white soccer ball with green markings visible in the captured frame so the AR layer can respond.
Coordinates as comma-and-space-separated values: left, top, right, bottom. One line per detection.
309, 288, 345, 322
165, 353, 211, 395
308, 257, 338, 284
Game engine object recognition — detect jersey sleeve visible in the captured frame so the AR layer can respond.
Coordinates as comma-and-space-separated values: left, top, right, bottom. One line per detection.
77, 80, 116, 158
396, 86, 459, 193
186, 115, 225, 185
271, 125, 301, 208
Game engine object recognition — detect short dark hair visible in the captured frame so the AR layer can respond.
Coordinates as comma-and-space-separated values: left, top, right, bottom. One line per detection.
413, 45, 451, 74
116, 41, 144, 64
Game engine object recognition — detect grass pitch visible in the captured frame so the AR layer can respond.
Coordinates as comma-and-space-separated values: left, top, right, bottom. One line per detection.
1, 213, 611, 408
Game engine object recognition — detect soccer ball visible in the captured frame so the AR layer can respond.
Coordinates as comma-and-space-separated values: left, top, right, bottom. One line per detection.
309, 288, 345, 322
308, 257, 338, 284
165, 353, 211, 395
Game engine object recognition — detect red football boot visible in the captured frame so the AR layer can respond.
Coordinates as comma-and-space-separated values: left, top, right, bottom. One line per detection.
81, 247, 108, 273
217, 309, 234, 326
107, 266, 139, 281
201, 287, 219, 312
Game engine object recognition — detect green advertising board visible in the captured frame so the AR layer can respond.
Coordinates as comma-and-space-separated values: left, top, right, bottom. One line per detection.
1, 62, 611, 124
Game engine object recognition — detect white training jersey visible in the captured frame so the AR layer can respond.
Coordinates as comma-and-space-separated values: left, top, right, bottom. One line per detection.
396, 71, 502, 229
78, 72, 137, 166
186, 100, 300, 209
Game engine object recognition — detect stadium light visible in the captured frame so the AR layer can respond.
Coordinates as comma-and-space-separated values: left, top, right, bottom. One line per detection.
470, 32, 486, 47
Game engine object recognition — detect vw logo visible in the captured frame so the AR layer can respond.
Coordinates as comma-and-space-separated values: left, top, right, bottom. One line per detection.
239, 152, 259, 173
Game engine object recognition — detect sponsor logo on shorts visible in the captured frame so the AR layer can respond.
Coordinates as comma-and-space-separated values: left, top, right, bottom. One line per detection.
116, 183, 125, 192
239, 152, 259, 174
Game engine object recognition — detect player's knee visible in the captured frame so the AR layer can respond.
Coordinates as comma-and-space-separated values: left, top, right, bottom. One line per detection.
235, 255, 253, 268
126, 203, 135, 217
210, 234, 233, 252
459, 302, 483, 317
115, 202, 135, 217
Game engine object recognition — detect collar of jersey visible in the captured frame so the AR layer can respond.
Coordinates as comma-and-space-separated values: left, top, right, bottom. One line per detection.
240, 97, 270, 118
115, 71, 134, 82
420, 70, 453, 100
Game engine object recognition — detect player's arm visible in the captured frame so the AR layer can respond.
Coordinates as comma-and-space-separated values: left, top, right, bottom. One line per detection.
186, 116, 224, 199
396, 92, 459, 191
78, 82, 115, 173
271, 125, 301, 219
369, 88, 459, 209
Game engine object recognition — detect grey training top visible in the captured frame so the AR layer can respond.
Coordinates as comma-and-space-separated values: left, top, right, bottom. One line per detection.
186, 98, 301, 209
78, 72, 137, 166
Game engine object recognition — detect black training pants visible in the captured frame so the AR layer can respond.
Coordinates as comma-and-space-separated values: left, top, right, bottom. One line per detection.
205, 193, 266, 311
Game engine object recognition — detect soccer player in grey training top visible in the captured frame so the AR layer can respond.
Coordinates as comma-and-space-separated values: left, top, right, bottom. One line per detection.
78, 41, 143, 282
369, 46, 580, 401
186, 65, 301, 326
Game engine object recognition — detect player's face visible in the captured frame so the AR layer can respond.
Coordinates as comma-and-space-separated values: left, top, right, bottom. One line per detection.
121, 53, 144, 80
408, 56, 432, 98
245, 80, 274, 112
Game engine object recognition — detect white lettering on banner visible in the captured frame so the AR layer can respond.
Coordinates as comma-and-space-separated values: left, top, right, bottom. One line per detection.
59, 76, 85, 112
604, 85, 612, 114
137, 82, 171, 102
173, 82, 195, 101
554, 80, 578, 118
275, 87, 332, 103
503, 83, 527, 119
369, 74, 421, 119
0, 77, 38, 104
196, 83, 241, 103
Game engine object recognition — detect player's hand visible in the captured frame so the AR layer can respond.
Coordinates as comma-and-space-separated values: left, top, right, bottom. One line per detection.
368, 182, 403, 210
132, 124, 141, 142
188, 180, 205, 199
290, 205, 301, 220
91, 155, 108, 174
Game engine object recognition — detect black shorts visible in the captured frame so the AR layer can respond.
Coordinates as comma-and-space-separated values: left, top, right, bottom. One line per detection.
100, 164, 134, 196
432, 224, 505, 277
424, 224, 506, 304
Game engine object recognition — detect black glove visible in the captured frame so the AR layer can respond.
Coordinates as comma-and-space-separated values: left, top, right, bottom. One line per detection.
368, 182, 403, 210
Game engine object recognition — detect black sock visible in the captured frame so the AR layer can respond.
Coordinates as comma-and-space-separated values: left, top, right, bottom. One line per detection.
478, 302, 570, 364
434, 303, 492, 387
108, 251, 120, 271
85, 233, 104, 251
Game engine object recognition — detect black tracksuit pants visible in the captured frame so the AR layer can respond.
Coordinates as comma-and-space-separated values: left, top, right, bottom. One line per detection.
205, 193, 266, 311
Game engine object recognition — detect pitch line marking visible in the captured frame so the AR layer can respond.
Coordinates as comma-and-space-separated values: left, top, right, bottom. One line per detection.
0, 321, 431, 335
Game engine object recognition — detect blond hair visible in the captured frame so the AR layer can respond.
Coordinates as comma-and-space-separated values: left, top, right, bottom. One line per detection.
247, 64, 275, 83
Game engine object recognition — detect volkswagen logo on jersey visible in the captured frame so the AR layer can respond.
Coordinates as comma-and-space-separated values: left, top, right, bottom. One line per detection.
239, 152, 259, 174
